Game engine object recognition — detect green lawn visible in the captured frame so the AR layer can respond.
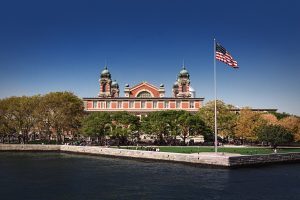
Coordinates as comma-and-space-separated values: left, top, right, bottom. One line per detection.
118, 146, 300, 155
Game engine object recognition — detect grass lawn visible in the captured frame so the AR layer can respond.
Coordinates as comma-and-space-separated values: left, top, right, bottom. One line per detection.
119, 146, 300, 155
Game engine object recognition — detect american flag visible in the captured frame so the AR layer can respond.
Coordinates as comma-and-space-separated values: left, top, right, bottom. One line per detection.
216, 42, 238, 68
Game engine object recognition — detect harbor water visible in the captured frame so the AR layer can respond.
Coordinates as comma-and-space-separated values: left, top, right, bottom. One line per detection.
0, 152, 299, 200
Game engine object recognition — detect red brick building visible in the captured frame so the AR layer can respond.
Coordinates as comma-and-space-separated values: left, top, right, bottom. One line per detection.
83, 65, 204, 115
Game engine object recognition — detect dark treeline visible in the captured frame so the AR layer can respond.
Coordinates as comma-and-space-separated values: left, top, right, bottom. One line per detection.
0, 92, 299, 147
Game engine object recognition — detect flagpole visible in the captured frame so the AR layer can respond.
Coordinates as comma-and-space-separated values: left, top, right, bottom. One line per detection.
214, 38, 218, 153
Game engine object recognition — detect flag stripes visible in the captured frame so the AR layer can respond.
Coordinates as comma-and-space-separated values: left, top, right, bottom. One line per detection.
215, 42, 238, 68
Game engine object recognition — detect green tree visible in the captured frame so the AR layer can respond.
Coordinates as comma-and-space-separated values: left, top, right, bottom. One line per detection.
188, 114, 211, 141
3, 96, 40, 143
38, 92, 84, 143
141, 111, 171, 144
81, 112, 111, 145
0, 98, 17, 143
256, 124, 294, 148
269, 111, 291, 120
178, 112, 206, 144
141, 110, 208, 145
110, 112, 140, 145
197, 100, 237, 140
165, 110, 184, 144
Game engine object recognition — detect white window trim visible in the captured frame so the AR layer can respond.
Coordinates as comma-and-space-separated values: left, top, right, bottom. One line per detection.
190, 101, 195, 108
93, 101, 97, 108
177, 100, 182, 109
129, 100, 134, 109
153, 100, 157, 109
106, 101, 111, 109
117, 101, 123, 109
141, 100, 146, 109
164, 101, 169, 109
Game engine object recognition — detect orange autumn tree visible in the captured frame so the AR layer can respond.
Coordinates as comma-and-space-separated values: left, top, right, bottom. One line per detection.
260, 113, 278, 125
234, 109, 265, 144
278, 116, 300, 142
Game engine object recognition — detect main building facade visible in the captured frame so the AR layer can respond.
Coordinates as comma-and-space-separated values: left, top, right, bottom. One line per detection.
83, 65, 204, 115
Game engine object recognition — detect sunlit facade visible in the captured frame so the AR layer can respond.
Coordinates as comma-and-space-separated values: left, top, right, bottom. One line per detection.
83, 65, 204, 115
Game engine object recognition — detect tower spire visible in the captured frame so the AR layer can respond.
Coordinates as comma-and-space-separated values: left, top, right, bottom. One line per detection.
104, 59, 108, 69
182, 59, 185, 69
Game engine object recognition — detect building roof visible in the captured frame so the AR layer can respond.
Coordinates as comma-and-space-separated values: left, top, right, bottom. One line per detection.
128, 82, 160, 91
83, 97, 204, 100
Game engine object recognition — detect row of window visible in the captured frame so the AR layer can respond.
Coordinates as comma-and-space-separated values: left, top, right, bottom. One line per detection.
92, 100, 195, 109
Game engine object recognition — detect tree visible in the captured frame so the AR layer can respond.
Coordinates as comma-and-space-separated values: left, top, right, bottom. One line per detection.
0, 98, 17, 143
141, 111, 209, 145
278, 116, 300, 142
81, 112, 111, 145
178, 112, 208, 144
110, 112, 140, 145
2, 96, 40, 143
38, 92, 84, 143
0, 92, 84, 144
256, 124, 294, 148
189, 114, 213, 142
161, 110, 183, 145
141, 111, 172, 144
234, 109, 266, 144
260, 113, 278, 125
197, 100, 237, 140
269, 111, 291, 120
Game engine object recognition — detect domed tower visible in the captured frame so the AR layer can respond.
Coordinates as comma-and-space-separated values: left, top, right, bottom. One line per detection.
172, 80, 179, 97
175, 65, 191, 98
99, 65, 112, 97
111, 80, 120, 97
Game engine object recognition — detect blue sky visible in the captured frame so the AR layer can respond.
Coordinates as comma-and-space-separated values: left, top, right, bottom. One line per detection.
0, 0, 299, 115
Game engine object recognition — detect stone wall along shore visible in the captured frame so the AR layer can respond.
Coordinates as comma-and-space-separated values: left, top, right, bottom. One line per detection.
1, 144, 300, 167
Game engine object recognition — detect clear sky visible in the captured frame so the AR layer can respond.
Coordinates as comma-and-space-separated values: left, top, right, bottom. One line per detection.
0, 0, 299, 115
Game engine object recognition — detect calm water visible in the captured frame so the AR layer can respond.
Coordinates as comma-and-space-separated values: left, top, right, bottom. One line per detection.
0, 152, 299, 200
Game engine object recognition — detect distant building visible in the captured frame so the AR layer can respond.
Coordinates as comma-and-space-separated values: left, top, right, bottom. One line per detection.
83, 65, 277, 116
83, 65, 204, 115
230, 108, 277, 114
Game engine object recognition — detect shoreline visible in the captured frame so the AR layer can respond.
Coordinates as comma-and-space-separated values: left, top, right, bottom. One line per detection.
1, 144, 300, 168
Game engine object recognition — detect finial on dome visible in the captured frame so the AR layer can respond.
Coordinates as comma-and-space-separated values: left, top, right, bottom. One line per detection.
182, 59, 186, 69
104, 58, 108, 69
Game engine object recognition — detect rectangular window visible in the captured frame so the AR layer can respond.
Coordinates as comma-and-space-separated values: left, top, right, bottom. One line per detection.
164, 101, 169, 108
93, 101, 97, 108
129, 101, 134, 108
101, 101, 105, 108
118, 101, 122, 108
141, 101, 146, 109
190, 101, 195, 108
106, 101, 111, 108
153, 101, 157, 108
176, 101, 180, 108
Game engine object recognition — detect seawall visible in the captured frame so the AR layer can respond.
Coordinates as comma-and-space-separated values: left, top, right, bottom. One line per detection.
1, 144, 300, 167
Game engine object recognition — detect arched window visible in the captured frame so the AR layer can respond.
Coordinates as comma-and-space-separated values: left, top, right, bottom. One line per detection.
182, 84, 187, 92
102, 83, 106, 92
137, 91, 152, 98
